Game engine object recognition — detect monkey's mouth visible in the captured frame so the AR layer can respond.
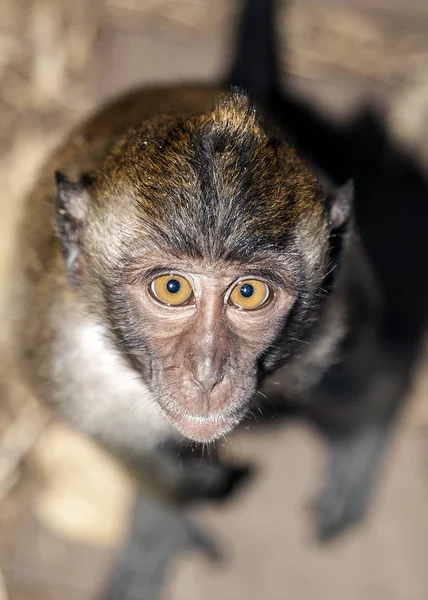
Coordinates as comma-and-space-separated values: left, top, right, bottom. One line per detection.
164, 409, 242, 443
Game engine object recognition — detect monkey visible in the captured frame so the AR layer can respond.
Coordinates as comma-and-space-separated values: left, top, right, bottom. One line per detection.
1, 0, 408, 596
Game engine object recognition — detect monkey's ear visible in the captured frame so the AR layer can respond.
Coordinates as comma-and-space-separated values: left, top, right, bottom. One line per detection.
55, 171, 90, 280
314, 171, 353, 230
326, 179, 354, 230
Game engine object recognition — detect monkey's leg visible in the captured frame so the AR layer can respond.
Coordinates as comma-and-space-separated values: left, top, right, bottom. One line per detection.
311, 348, 410, 540
102, 494, 219, 600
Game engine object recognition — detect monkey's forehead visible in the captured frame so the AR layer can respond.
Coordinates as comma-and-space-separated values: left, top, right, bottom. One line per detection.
89, 161, 323, 260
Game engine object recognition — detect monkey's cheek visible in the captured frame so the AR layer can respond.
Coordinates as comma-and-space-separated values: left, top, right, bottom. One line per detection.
166, 412, 242, 443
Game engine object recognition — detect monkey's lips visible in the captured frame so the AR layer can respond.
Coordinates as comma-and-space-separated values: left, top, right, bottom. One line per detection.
165, 410, 241, 442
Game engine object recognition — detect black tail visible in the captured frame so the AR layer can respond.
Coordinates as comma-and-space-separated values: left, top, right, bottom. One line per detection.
226, 0, 279, 103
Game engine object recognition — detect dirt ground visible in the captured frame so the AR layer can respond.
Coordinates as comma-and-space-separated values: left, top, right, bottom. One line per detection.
1, 1, 428, 599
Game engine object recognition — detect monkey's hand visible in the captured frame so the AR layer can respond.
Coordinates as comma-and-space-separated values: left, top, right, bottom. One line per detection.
120, 440, 253, 506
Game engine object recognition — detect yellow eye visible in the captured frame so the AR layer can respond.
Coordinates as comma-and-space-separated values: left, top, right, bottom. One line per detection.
229, 279, 271, 310
150, 275, 193, 306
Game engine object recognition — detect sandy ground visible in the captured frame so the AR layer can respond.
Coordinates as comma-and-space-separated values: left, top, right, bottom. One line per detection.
1, 1, 428, 599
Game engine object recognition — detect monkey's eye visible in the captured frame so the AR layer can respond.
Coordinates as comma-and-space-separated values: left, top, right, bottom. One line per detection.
150, 274, 193, 306
229, 279, 271, 310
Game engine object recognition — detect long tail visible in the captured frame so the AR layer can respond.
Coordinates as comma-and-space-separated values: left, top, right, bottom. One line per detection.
226, 0, 279, 103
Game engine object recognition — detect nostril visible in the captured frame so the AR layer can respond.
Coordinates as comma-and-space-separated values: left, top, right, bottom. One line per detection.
210, 372, 225, 393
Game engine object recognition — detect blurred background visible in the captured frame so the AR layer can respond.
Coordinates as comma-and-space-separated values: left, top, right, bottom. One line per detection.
1, 0, 428, 599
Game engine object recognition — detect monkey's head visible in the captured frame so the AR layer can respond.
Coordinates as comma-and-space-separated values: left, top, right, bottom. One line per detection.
56, 92, 352, 442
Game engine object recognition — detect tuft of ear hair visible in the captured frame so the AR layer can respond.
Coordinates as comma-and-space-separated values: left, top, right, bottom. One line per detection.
55, 171, 89, 280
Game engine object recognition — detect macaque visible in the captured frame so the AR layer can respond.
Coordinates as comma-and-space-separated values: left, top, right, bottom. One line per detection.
3, 5, 407, 597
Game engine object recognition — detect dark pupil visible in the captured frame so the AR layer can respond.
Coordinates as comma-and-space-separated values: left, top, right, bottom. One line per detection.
240, 283, 254, 298
167, 279, 181, 294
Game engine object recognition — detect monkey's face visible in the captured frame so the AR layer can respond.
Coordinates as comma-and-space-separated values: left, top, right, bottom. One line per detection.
121, 254, 294, 442
56, 92, 351, 443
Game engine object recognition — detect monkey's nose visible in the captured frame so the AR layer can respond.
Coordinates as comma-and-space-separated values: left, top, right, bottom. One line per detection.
191, 360, 225, 395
